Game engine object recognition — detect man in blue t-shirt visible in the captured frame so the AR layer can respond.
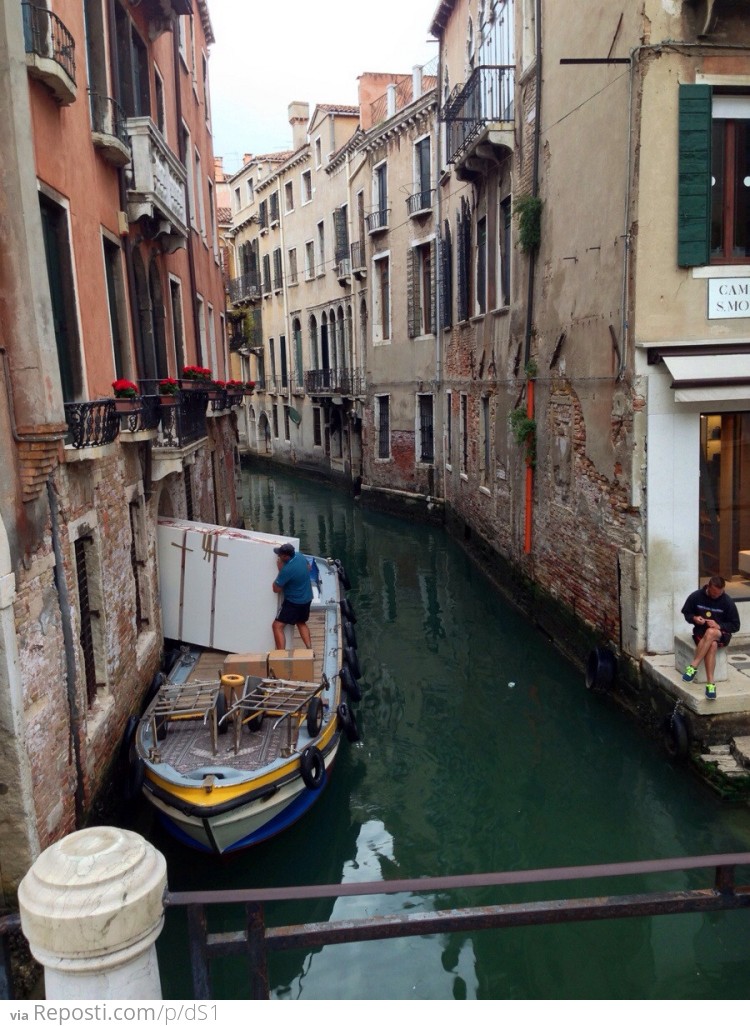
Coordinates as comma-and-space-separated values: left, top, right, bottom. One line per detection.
272, 543, 313, 649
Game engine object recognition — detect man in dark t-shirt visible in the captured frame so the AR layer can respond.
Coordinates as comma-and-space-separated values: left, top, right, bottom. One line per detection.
272, 543, 313, 649
680, 575, 740, 700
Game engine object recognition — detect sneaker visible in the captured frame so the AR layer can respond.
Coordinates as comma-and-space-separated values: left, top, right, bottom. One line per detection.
682, 664, 697, 682
705, 683, 717, 701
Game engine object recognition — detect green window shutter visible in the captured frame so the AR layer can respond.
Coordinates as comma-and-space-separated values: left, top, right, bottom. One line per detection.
678, 83, 712, 267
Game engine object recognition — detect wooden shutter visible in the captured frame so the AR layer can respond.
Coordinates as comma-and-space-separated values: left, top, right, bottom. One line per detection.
678, 83, 712, 267
440, 221, 453, 329
407, 248, 418, 338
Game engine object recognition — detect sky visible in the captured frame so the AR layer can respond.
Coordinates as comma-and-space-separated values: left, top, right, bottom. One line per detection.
206, 0, 439, 174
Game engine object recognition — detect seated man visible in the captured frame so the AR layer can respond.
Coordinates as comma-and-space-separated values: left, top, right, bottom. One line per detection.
680, 575, 740, 700
271, 543, 313, 650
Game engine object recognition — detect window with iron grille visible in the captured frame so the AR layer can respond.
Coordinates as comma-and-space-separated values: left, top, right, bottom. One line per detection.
74, 536, 98, 706
184, 464, 194, 520
313, 407, 322, 446
377, 394, 390, 459
460, 393, 468, 474
418, 394, 434, 463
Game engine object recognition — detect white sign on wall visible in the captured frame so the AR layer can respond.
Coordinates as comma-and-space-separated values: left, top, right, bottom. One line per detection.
708, 277, 750, 319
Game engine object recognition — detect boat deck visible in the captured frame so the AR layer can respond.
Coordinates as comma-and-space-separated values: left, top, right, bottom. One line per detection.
150, 610, 329, 775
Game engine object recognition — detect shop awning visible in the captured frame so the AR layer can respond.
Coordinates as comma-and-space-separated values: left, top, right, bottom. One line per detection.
661, 352, 750, 402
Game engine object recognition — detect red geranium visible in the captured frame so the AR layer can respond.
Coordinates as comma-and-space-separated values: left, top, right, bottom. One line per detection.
112, 378, 139, 398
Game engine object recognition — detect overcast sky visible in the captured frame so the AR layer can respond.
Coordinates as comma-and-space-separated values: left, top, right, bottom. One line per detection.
206, 0, 439, 174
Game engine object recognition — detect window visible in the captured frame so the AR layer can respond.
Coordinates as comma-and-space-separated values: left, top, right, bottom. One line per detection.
279, 334, 288, 388
373, 255, 391, 343
154, 67, 166, 138
499, 196, 512, 307
202, 52, 211, 128
305, 240, 315, 280
414, 137, 431, 210
334, 205, 349, 270
269, 338, 277, 386
270, 191, 280, 225
262, 254, 271, 294
196, 294, 206, 366
247, 179, 254, 205
302, 169, 312, 203
273, 248, 282, 291
481, 395, 491, 482
293, 318, 303, 386
129, 498, 150, 634
102, 236, 129, 380
317, 221, 325, 274
184, 463, 194, 519
114, 3, 149, 118
72, 530, 106, 707
288, 248, 298, 284
207, 303, 217, 373
377, 395, 390, 459
315, 137, 322, 167
169, 277, 185, 372
409, 241, 435, 337
234, 186, 241, 212
258, 198, 268, 231
183, 125, 196, 229
460, 393, 468, 474
418, 394, 434, 464
445, 390, 453, 469
208, 179, 218, 257
457, 197, 473, 321
369, 162, 388, 231
272, 404, 279, 438
313, 407, 322, 447
285, 181, 294, 212
476, 216, 487, 314
178, 16, 187, 64
39, 192, 82, 403
677, 85, 750, 266
284, 406, 290, 441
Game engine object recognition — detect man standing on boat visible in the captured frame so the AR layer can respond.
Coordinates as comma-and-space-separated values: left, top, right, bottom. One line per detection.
680, 576, 740, 701
272, 543, 313, 649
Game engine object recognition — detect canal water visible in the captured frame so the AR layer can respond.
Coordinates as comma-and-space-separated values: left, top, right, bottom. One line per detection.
139, 466, 750, 1000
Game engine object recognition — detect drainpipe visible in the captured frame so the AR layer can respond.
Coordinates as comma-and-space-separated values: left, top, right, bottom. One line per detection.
523, 0, 543, 555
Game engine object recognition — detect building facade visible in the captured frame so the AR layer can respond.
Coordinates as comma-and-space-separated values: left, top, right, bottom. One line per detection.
0, 0, 238, 899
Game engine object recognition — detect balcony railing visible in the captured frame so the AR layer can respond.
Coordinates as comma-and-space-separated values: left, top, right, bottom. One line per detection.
64, 400, 120, 450
304, 369, 364, 397
351, 241, 366, 275
365, 208, 389, 234
89, 91, 130, 166
228, 274, 261, 305
407, 188, 435, 216
152, 387, 209, 449
126, 117, 188, 238
22, 2, 76, 104
336, 257, 351, 283
440, 64, 515, 166
116, 394, 161, 433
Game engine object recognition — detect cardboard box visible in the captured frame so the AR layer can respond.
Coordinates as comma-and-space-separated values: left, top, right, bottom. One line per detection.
222, 652, 268, 678
268, 649, 315, 682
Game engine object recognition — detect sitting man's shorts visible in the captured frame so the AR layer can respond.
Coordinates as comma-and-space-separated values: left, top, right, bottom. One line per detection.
693, 625, 732, 647
275, 599, 311, 625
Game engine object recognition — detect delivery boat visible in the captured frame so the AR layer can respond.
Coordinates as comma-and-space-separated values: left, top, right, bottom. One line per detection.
132, 518, 362, 854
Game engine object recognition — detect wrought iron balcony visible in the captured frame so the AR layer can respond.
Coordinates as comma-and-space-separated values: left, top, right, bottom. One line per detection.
365, 208, 389, 234
304, 369, 364, 397
153, 388, 209, 450
351, 241, 367, 278
64, 399, 120, 450
228, 273, 261, 305
117, 394, 161, 434
89, 91, 130, 167
126, 117, 188, 241
440, 65, 515, 173
336, 257, 351, 284
407, 188, 435, 217
22, 2, 76, 105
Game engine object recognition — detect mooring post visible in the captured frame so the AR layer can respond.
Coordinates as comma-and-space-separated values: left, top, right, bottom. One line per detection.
17, 826, 167, 999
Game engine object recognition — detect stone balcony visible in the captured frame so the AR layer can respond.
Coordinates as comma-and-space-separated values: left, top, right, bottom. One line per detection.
126, 118, 188, 248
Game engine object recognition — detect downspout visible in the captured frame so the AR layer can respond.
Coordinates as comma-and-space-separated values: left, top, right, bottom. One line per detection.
436, 41, 447, 505
172, 26, 203, 367
523, 0, 542, 555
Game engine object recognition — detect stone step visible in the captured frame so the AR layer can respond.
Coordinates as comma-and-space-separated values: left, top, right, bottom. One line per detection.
674, 635, 728, 682
731, 736, 750, 769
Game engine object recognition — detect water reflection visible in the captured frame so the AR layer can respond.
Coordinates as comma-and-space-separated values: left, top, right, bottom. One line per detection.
147, 465, 750, 999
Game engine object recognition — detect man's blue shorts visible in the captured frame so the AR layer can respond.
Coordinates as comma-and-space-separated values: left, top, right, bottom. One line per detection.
275, 599, 311, 625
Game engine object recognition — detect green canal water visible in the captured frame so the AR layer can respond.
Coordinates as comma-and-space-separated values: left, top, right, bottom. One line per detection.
141, 466, 750, 1000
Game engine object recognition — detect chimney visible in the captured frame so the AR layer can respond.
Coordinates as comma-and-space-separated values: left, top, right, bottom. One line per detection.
288, 101, 310, 150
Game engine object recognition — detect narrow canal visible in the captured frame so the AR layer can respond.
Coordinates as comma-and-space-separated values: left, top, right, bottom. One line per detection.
139, 465, 750, 1000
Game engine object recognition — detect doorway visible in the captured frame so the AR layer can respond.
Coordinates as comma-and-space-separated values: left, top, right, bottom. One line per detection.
699, 412, 750, 590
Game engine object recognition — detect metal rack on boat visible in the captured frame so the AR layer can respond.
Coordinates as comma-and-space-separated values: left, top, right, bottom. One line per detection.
146, 680, 224, 758
222, 675, 326, 756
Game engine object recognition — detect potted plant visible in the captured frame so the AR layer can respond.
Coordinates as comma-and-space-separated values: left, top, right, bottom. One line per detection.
182, 365, 212, 388
245, 380, 256, 395
112, 378, 140, 415
226, 379, 244, 391
158, 377, 180, 405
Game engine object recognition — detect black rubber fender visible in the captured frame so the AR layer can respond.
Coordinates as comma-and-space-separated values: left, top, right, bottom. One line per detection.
585, 646, 616, 693
344, 645, 362, 680
300, 746, 325, 790
340, 665, 362, 702
337, 701, 360, 743
343, 620, 357, 649
664, 711, 690, 760
306, 696, 323, 738
340, 598, 357, 625
334, 559, 351, 591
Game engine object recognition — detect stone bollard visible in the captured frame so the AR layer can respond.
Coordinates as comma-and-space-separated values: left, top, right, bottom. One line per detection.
18, 826, 167, 999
